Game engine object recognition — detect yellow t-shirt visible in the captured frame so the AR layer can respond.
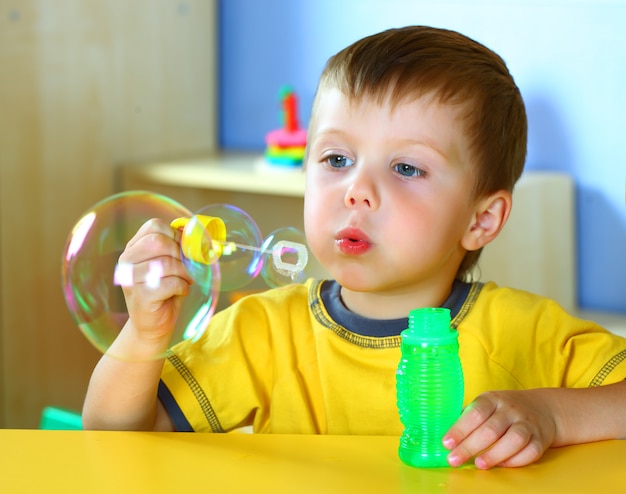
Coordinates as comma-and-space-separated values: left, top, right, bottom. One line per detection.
159, 279, 626, 434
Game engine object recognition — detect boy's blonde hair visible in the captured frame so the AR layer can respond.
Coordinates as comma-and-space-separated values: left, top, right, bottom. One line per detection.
311, 26, 528, 279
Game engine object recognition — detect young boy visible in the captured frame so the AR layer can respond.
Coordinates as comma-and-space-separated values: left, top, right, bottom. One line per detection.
83, 26, 626, 469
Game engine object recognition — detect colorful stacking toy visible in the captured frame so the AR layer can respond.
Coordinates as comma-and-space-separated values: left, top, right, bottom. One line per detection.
265, 86, 307, 167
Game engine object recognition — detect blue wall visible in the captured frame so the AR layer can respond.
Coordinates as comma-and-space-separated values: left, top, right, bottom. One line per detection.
218, 0, 626, 313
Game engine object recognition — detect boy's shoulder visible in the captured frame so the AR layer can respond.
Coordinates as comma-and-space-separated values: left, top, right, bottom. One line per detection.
470, 281, 565, 311
459, 280, 608, 335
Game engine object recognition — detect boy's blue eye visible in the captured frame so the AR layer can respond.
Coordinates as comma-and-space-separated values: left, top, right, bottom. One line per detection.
394, 163, 425, 177
327, 155, 354, 168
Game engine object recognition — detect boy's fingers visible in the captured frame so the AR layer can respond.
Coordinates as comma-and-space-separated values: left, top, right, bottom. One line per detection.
474, 421, 546, 469
444, 394, 497, 449
446, 414, 510, 467
444, 394, 505, 467
125, 218, 179, 249
471, 422, 533, 469
116, 256, 192, 288
120, 230, 182, 266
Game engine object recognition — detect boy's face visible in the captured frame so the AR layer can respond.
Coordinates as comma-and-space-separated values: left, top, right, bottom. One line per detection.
304, 88, 481, 313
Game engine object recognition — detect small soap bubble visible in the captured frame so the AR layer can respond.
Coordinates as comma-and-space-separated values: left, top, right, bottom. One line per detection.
61, 191, 219, 359
193, 204, 264, 291
260, 227, 311, 287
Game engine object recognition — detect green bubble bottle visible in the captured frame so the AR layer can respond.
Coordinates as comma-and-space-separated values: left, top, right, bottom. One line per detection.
396, 307, 464, 468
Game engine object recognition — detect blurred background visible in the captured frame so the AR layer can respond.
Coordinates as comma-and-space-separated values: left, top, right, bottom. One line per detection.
1, 0, 624, 428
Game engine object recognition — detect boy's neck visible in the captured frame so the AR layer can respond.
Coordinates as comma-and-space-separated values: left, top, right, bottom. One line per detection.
339, 280, 457, 319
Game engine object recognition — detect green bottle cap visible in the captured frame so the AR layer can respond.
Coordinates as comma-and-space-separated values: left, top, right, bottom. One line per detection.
401, 307, 455, 345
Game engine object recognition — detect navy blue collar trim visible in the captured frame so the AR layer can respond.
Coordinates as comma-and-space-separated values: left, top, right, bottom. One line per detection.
319, 279, 471, 338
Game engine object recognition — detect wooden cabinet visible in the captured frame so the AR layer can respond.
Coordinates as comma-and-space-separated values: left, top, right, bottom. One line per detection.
0, 0, 217, 428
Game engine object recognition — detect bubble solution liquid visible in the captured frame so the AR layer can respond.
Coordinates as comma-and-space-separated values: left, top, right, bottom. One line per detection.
396, 307, 464, 468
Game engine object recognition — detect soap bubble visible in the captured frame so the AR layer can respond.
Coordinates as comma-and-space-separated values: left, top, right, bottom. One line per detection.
260, 227, 311, 287
61, 191, 220, 359
62, 191, 312, 358
192, 204, 264, 291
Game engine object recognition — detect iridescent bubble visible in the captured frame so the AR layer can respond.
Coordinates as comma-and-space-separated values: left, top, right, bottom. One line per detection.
192, 204, 264, 291
260, 227, 311, 287
61, 191, 220, 360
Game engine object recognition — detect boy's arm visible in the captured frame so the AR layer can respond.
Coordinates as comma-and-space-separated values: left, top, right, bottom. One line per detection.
443, 380, 626, 469
82, 321, 175, 431
82, 218, 191, 431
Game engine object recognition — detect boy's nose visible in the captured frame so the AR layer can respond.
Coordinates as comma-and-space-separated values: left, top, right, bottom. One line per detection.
346, 195, 371, 207
344, 174, 379, 209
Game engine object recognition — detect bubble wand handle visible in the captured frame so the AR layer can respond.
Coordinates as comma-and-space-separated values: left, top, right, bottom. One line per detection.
170, 215, 226, 264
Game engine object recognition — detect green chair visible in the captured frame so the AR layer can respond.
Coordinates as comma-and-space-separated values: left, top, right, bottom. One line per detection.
39, 406, 82, 430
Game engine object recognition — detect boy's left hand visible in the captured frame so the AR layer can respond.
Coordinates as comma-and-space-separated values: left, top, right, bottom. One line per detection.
442, 389, 558, 469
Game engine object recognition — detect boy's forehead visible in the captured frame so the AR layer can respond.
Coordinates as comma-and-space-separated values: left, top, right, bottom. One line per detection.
311, 86, 464, 130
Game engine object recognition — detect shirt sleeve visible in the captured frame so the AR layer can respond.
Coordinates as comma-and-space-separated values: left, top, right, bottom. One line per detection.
158, 380, 193, 432
459, 283, 626, 393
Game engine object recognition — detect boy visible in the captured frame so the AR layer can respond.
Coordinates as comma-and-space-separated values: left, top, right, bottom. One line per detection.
83, 26, 626, 469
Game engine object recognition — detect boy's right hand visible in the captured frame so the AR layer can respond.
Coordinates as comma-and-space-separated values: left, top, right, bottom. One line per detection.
117, 218, 194, 346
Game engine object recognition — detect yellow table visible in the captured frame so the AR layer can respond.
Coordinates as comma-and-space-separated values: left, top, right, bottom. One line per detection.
1, 430, 624, 493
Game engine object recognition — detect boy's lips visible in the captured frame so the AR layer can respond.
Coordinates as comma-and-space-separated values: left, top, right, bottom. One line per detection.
335, 228, 373, 255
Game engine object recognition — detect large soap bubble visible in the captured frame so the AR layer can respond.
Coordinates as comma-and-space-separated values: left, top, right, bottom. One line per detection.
62, 191, 314, 360
61, 191, 220, 360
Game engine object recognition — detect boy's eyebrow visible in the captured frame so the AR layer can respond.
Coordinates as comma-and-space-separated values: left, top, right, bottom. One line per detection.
393, 137, 450, 161
312, 127, 347, 138
307, 127, 350, 146
311, 129, 451, 162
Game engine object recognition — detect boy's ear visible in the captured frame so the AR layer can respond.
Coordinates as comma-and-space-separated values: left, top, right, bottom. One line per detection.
461, 190, 512, 251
